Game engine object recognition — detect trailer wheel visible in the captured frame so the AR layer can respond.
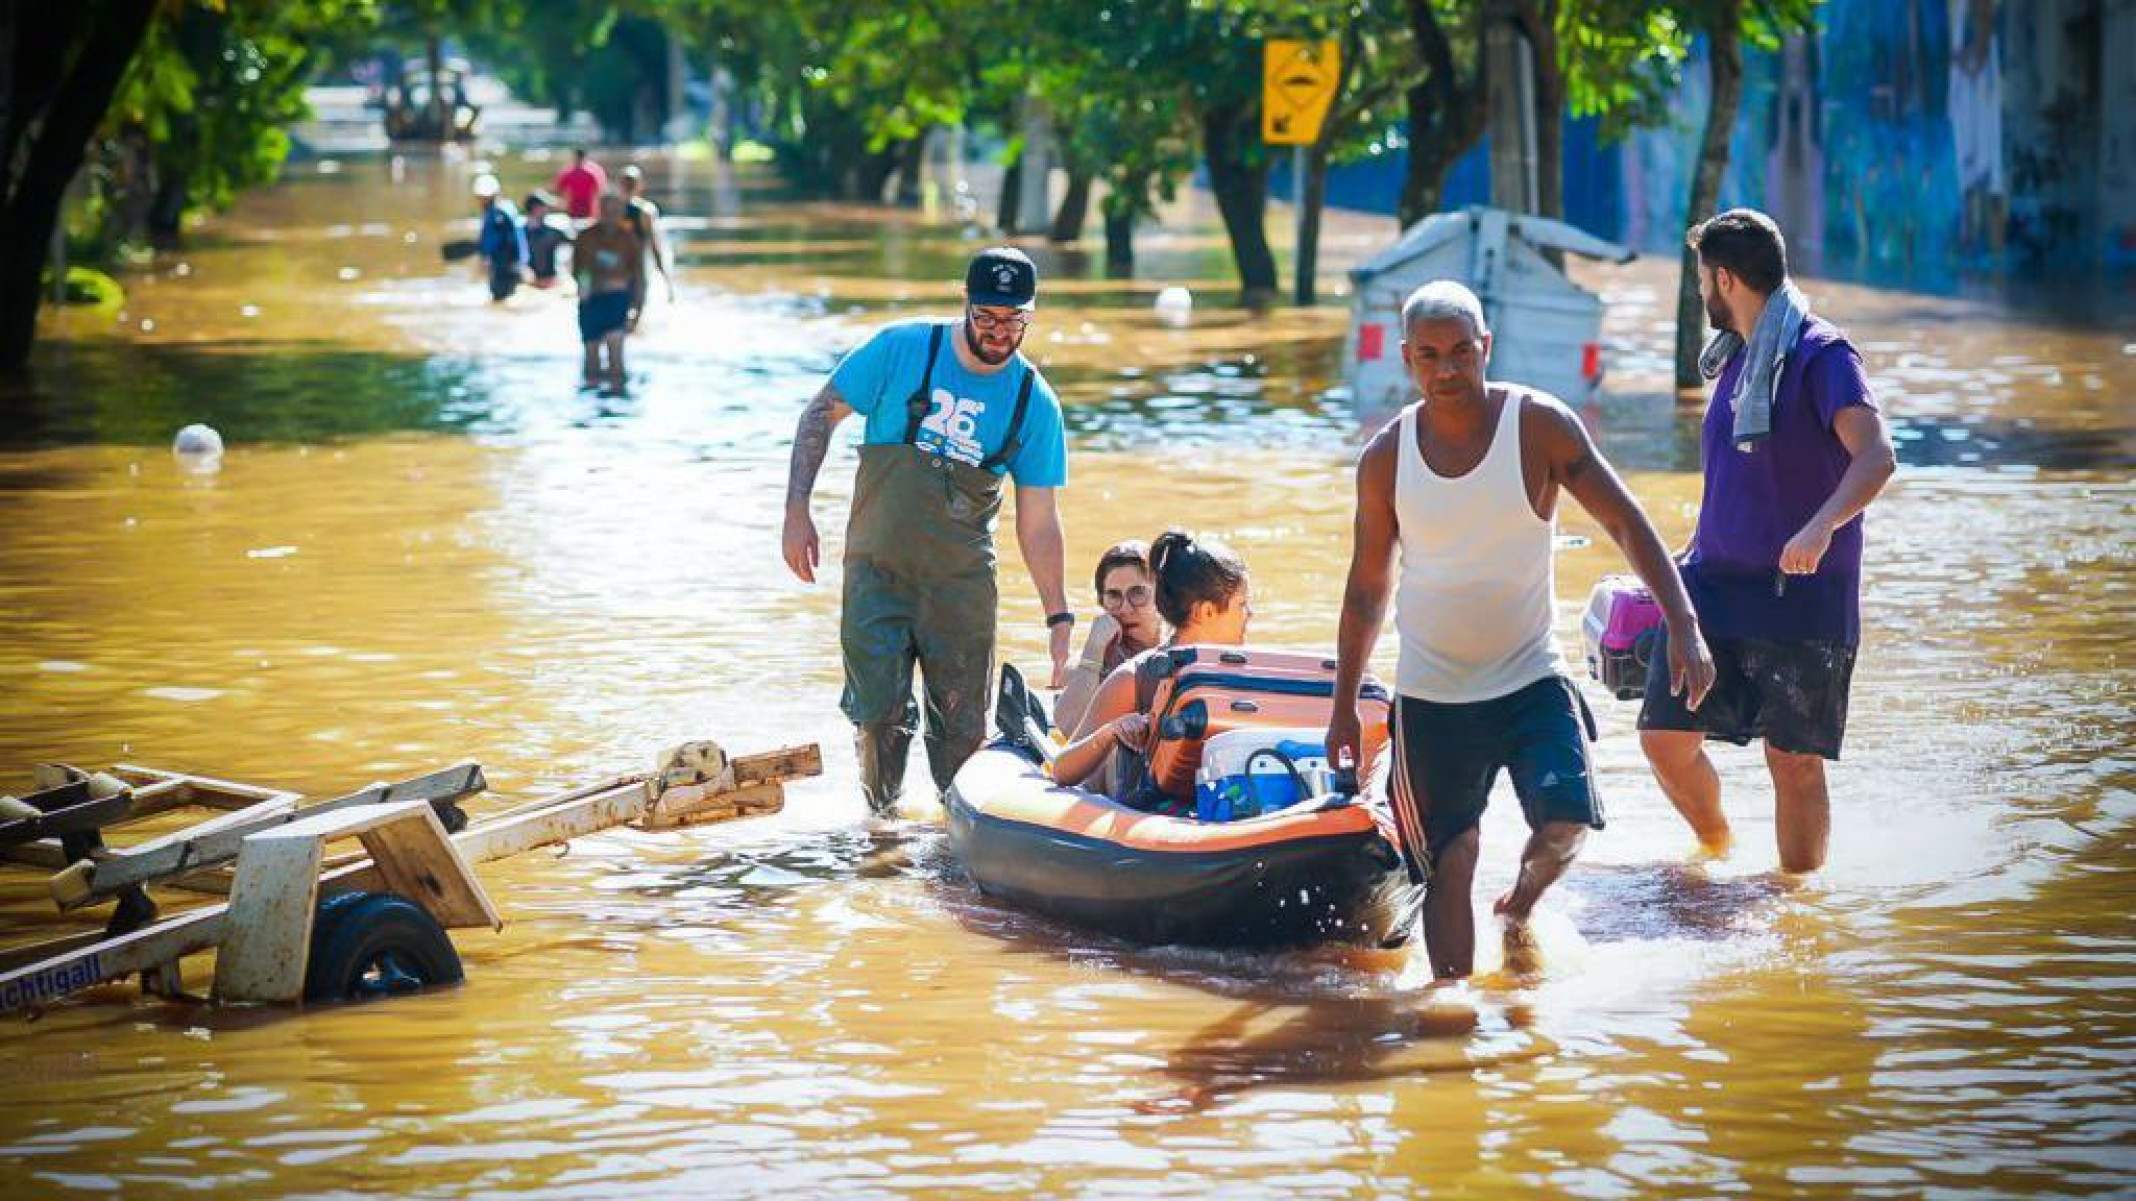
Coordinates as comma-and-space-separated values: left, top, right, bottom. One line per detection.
303, 890, 462, 1003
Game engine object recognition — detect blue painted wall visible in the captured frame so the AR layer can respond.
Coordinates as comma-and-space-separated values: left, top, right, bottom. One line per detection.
1284, 0, 2128, 292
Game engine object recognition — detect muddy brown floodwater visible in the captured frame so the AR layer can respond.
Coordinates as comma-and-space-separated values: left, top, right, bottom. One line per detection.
2, 152, 2131, 1198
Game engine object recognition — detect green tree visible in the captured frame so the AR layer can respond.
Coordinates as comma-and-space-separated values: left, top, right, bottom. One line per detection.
1669, 0, 1819, 391
2, 1, 162, 378
98, 1, 372, 249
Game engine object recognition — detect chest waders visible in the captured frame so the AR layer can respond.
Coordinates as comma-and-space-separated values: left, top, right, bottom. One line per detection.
840, 324, 1034, 815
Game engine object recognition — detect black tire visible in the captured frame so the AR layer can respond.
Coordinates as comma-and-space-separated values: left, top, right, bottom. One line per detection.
303, 890, 463, 1003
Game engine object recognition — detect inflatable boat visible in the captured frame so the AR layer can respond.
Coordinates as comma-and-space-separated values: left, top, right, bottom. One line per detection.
944, 655, 1411, 949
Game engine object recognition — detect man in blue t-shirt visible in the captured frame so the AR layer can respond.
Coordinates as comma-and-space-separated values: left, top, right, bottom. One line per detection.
1640, 208, 1898, 873
782, 248, 1072, 820
472, 174, 526, 303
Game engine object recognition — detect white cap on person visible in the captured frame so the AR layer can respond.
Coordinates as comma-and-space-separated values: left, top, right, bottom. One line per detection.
472, 174, 500, 199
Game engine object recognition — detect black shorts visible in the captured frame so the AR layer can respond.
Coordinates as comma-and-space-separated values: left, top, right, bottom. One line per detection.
578, 290, 631, 342
1636, 626, 1856, 759
1387, 675, 1604, 869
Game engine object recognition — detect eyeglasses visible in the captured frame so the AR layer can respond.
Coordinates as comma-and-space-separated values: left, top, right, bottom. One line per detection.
968, 307, 1031, 333
1101, 585, 1153, 609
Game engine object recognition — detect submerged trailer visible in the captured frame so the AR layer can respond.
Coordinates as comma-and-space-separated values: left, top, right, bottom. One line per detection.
1343, 205, 1636, 409
0, 740, 819, 1013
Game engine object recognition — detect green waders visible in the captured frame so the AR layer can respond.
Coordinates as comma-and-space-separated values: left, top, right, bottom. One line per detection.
840, 325, 1034, 815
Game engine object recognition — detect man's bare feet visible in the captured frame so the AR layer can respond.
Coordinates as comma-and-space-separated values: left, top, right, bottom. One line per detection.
1500, 918, 1543, 978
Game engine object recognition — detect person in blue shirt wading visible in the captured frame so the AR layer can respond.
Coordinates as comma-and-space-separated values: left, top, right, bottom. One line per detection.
782, 249, 1073, 819
472, 174, 526, 302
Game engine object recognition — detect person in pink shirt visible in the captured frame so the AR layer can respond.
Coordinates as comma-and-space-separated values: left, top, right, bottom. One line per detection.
552, 148, 607, 222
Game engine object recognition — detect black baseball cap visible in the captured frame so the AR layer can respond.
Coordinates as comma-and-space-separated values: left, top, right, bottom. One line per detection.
966, 247, 1037, 310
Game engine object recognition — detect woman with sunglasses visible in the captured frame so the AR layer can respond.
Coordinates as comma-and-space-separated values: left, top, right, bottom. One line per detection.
1054, 540, 1164, 733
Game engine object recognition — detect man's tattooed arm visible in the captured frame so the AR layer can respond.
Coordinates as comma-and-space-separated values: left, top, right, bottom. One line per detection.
786, 382, 853, 510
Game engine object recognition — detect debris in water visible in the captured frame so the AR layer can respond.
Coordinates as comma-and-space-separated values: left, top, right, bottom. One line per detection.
338, 267, 361, 281
1155, 286, 1194, 329
246, 546, 298, 560
172, 423, 223, 474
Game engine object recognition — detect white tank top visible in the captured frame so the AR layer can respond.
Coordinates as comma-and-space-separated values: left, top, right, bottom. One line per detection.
1393, 389, 1563, 703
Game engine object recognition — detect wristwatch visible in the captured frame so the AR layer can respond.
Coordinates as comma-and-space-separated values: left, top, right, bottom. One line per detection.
1046, 611, 1075, 629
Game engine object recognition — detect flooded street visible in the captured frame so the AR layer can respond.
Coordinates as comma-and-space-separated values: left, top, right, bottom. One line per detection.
2, 153, 2132, 1198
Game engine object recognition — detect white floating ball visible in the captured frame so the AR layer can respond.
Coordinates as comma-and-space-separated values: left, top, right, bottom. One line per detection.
172, 423, 224, 473
1154, 286, 1193, 329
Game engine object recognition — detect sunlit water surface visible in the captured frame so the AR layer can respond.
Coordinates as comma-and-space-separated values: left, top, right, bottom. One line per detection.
2, 155, 2131, 1198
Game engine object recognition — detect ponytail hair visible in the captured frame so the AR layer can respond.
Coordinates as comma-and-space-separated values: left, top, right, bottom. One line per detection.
1148, 528, 1248, 628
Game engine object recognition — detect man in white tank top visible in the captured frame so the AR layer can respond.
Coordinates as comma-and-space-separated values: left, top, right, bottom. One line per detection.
1328, 281, 1716, 979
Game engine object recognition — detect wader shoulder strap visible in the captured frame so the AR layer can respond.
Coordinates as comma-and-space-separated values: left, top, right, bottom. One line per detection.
901, 324, 948, 445
976, 365, 1036, 474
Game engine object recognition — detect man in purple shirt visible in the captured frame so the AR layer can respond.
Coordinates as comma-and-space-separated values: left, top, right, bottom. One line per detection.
1639, 209, 1898, 873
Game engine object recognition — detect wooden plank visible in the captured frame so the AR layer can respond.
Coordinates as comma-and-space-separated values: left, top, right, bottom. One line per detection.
355, 806, 499, 931
55, 764, 484, 908
0, 842, 70, 870
111, 765, 296, 809
0, 790, 131, 850
731, 744, 823, 788
0, 929, 110, 974
0, 906, 230, 1014
118, 792, 301, 861
637, 781, 783, 830
212, 834, 324, 1005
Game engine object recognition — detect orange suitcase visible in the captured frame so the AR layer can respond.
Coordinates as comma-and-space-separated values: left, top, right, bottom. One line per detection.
1138, 645, 1392, 800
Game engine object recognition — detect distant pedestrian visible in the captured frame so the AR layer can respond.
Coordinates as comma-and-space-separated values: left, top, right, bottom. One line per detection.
523, 191, 571, 289
553, 147, 607, 223
1639, 208, 1898, 874
573, 193, 642, 391
618, 164, 675, 327
473, 174, 526, 302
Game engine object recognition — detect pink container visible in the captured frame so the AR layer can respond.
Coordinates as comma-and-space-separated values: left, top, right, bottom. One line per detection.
1581, 577, 1665, 700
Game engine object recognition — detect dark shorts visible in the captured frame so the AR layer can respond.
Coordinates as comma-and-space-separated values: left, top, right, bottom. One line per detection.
488, 263, 520, 301
1637, 626, 1856, 759
578, 290, 631, 342
1388, 675, 1604, 868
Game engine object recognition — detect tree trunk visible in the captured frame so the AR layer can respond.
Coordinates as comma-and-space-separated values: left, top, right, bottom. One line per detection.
1296, 142, 1330, 306
996, 151, 1022, 234
856, 142, 901, 204
1103, 205, 1135, 276
1, 0, 161, 378
1049, 169, 1092, 243
1513, 0, 1563, 220
1676, 3, 1744, 395
890, 135, 925, 207
426, 33, 445, 141
1201, 103, 1277, 307
1296, 25, 1362, 307
1398, 0, 1489, 229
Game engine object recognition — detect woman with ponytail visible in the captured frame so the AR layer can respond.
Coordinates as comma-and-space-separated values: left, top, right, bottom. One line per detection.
1050, 529, 1253, 791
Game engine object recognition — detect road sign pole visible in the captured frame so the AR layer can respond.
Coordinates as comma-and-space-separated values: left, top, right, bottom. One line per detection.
1293, 143, 1307, 300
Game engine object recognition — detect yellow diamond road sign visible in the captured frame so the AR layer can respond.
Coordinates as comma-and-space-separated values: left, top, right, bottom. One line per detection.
1263, 39, 1340, 146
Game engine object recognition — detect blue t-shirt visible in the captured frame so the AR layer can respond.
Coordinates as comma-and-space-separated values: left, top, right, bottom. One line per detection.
830, 321, 1068, 487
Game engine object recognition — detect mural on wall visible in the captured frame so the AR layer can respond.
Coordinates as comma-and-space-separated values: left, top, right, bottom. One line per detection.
1949, 0, 2008, 257
1763, 36, 1827, 276
1323, 0, 2125, 288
